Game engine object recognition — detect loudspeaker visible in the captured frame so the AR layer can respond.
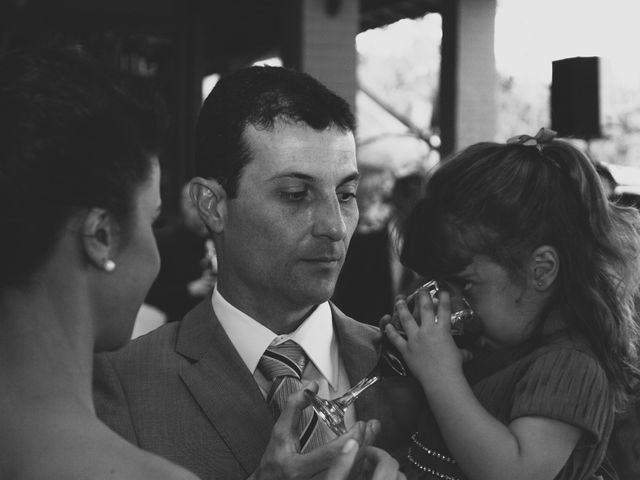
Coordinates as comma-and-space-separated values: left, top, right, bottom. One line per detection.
551, 57, 601, 139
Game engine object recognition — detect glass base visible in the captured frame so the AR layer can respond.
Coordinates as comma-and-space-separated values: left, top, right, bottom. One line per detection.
304, 390, 348, 436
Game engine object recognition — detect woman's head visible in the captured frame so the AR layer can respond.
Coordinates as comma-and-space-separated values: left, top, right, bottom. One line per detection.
0, 47, 165, 290
401, 129, 640, 407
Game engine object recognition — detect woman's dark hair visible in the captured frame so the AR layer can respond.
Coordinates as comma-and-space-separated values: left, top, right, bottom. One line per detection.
194, 65, 356, 198
400, 138, 640, 410
0, 47, 166, 288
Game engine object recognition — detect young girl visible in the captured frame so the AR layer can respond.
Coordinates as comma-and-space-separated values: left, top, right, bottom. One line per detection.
384, 128, 640, 480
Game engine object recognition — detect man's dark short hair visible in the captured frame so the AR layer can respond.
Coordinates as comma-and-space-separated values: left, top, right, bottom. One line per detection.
194, 66, 356, 198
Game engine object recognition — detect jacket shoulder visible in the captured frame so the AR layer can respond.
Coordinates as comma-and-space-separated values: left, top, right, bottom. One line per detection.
96, 321, 181, 367
330, 301, 379, 330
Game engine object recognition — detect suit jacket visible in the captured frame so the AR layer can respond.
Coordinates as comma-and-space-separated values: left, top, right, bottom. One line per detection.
93, 299, 424, 480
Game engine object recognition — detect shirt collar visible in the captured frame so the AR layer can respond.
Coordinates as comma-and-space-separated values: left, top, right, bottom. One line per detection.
211, 286, 340, 388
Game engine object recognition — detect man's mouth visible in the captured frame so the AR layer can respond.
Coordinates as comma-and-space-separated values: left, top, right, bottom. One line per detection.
304, 256, 341, 263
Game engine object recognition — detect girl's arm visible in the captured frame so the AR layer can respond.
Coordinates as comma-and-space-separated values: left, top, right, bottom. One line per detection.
385, 291, 582, 480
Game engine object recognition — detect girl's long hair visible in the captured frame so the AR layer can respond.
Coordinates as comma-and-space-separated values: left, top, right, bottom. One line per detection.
400, 139, 640, 411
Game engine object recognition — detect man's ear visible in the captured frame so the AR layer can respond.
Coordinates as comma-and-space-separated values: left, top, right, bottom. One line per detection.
189, 177, 227, 234
81, 208, 117, 271
530, 245, 559, 291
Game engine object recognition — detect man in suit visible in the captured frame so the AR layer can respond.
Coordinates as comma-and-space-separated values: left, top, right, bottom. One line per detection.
94, 66, 422, 480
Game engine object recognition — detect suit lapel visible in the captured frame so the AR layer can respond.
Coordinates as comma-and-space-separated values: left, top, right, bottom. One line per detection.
330, 304, 385, 422
176, 299, 274, 475
173, 299, 400, 472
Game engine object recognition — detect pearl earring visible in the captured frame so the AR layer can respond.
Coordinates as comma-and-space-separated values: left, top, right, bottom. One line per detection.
103, 259, 116, 272
536, 280, 543, 287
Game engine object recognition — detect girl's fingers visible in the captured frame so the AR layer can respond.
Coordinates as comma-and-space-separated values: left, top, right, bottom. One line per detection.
384, 323, 406, 350
416, 288, 437, 328
394, 298, 420, 336
425, 289, 452, 333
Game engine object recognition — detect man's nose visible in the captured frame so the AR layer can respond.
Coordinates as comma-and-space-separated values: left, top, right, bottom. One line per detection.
311, 195, 348, 241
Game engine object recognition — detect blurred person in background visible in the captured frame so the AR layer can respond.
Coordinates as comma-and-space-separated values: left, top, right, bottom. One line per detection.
387, 172, 428, 298
333, 164, 395, 325
145, 181, 217, 323
333, 167, 426, 326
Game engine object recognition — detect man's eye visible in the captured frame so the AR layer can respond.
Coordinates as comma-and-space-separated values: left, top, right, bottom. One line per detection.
280, 190, 307, 201
338, 191, 357, 202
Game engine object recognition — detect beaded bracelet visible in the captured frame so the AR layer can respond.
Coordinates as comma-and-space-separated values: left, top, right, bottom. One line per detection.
410, 431, 456, 464
406, 431, 460, 480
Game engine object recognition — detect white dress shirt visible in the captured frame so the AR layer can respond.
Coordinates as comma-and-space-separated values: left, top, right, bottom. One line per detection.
211, 286, 356, 434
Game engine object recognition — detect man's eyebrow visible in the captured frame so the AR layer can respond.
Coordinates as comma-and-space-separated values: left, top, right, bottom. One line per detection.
268, 172, 361, 184
341, 172, 361, 185
269, 172, 315, 182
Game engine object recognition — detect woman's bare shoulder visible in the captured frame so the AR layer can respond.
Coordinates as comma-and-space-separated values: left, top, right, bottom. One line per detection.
3, 414, 200, 480
99, 444, 201, 480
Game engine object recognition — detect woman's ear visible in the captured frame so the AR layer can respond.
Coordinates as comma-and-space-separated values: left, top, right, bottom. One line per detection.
189, 177, 227, 234
81, 208, 117, 272
530, 245, 559, 291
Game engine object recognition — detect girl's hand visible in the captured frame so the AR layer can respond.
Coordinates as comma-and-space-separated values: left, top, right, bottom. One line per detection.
384, 289, 466, 388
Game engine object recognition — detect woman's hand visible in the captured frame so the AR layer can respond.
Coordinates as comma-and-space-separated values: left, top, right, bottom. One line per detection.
383, 289, 467, 389
326, 440, 406, 480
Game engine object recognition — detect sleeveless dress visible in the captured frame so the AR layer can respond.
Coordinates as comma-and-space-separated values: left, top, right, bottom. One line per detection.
402, 331, 614, 480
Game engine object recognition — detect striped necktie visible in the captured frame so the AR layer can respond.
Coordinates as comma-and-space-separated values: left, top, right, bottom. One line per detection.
258, 340, 330, 452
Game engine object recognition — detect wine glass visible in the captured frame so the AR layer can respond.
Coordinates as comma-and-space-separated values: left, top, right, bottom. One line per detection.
305, 280, 478, 436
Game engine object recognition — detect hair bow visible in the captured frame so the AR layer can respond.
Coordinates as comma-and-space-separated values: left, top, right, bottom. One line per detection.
507, 127, 557, 151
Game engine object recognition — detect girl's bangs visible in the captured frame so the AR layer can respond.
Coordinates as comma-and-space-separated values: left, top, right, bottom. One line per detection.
401, 200, 476, 278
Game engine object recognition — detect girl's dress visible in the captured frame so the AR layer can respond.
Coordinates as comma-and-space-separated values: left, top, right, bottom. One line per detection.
402, 331, 614, 480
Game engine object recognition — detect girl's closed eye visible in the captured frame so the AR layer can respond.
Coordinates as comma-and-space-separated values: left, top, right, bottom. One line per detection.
442, 277, 472, 294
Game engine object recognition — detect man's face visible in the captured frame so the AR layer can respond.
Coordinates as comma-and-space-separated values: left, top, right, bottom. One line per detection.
217, 122, 359, 314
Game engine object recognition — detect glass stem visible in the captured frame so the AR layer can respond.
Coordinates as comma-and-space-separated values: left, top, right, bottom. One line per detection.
335, 372, 382, 409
